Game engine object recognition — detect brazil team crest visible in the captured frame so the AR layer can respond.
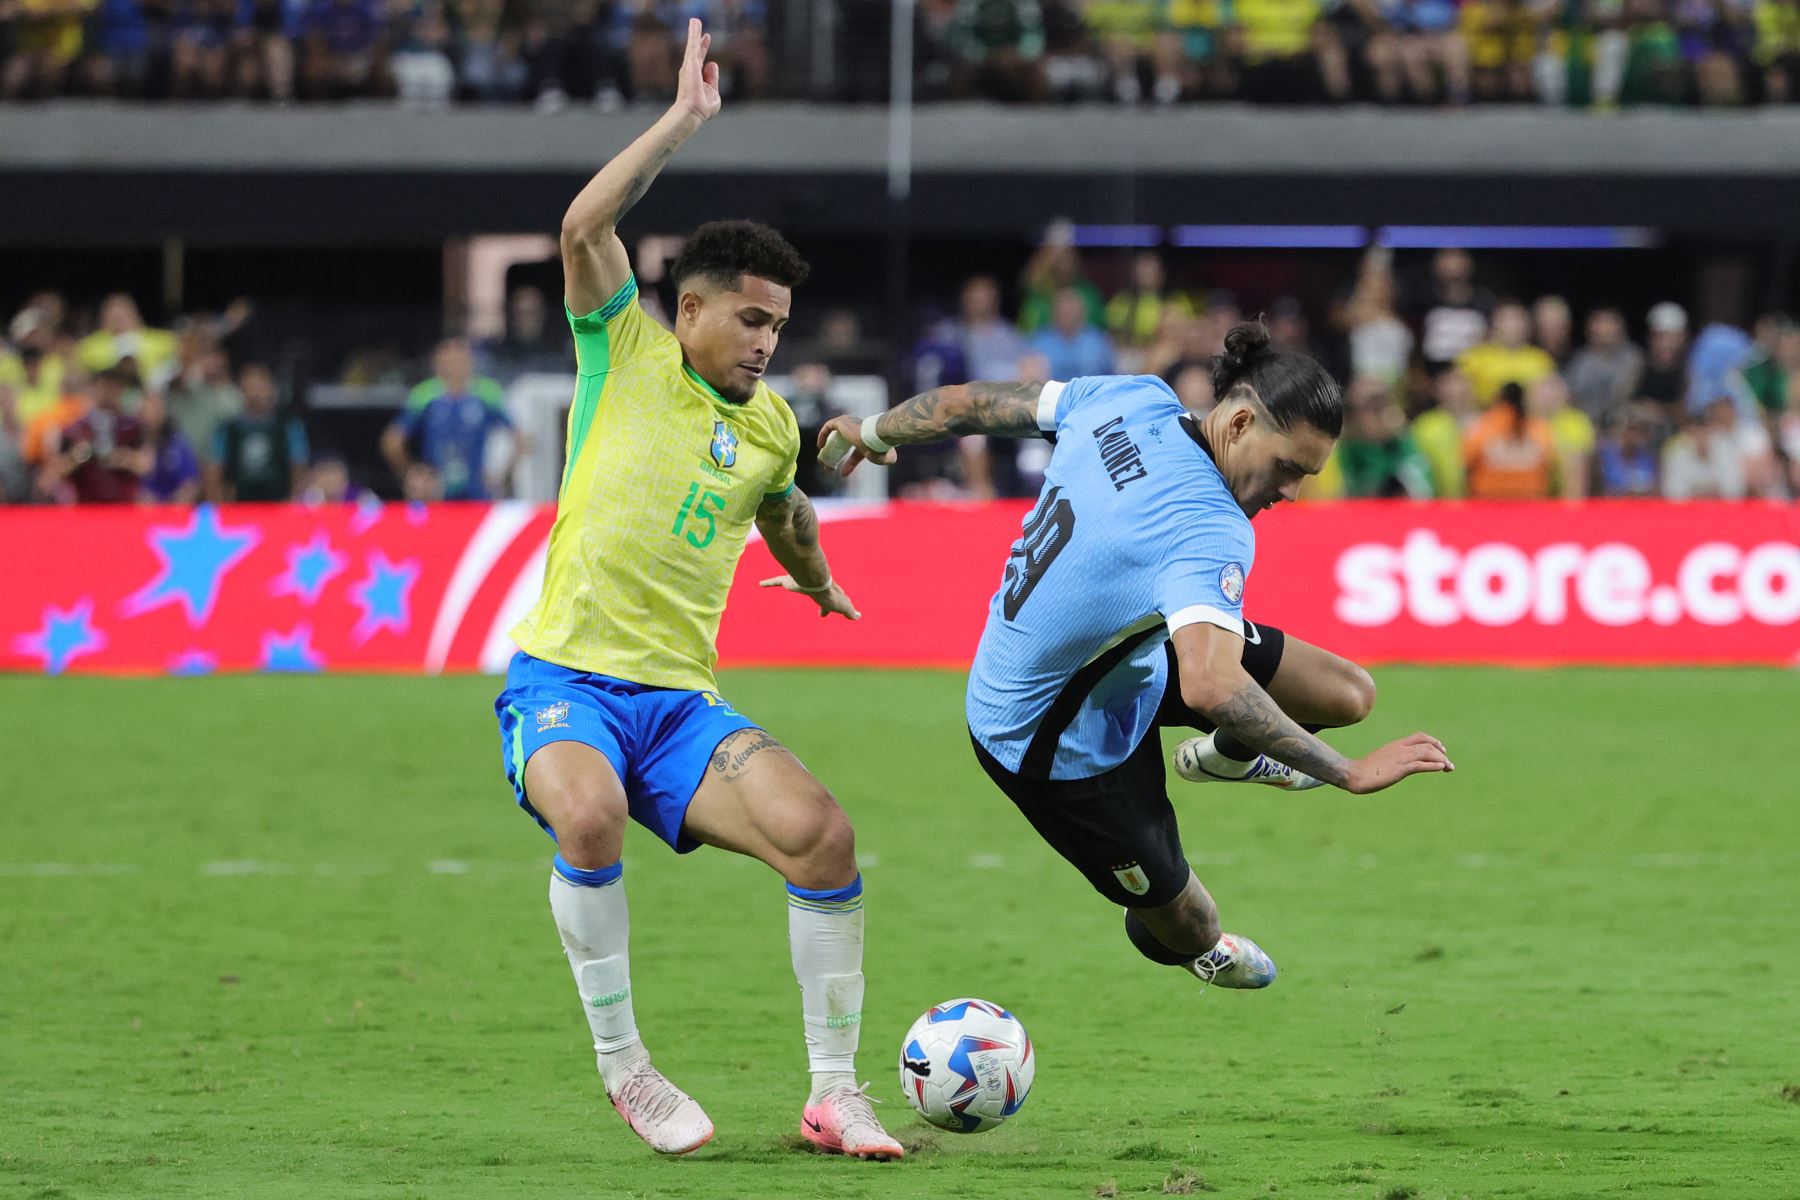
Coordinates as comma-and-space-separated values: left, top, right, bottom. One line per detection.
710, 420, 739, 469
535, 701, 570, 731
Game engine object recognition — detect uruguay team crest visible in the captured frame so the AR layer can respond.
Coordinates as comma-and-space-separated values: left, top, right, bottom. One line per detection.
1218, 562, 1245, 605
1111, 862, 1151, 896
710, 420, 739, 469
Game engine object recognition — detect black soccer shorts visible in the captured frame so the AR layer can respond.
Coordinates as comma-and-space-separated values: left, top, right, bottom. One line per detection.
971, 619, 1287, 909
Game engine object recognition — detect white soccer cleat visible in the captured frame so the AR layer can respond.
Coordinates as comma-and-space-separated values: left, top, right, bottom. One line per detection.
607, 1058, 715, 1155
1189, 932, 1278, 990
800, 1083, 905, 1160
1174, 734, 1324, 791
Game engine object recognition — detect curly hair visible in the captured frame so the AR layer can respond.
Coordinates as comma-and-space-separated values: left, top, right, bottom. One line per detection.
669, 220, 811, 292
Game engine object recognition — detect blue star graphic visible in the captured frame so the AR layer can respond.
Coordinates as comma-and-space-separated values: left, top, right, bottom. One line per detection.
270, 533, 346, 606
14, 599, 105, 674
123, 505, 260, 627
350, 551, 420, 644
169, 650, 218, 676
261, 623, 325, 672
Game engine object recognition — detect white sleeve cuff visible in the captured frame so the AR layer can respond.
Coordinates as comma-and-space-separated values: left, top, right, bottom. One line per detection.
1166, 604, 1244, 639
1036, 380, 1067, 433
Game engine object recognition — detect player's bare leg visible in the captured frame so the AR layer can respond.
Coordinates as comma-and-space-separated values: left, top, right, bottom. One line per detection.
1125, 870, 1278, 990
1177, 632, 1376, 791
683, 729, 904, 1161
526, 742, 714, 1155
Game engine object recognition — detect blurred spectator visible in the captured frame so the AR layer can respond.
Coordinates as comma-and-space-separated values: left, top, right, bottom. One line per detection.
167, 339, 243, 464
1335, 376, 1435, 498
1265, 295, 1319, 360
82, 0, 153, 96
299, 454, 373, 504
1339, 251, 1413, 389
1661, 397, 1762, 498
1596, 403, 1663, 497
0, 385, 28, 502
213, 362, 309, 501
1464, 380, 1556, 498
1018, 224, 1105, 333
478, 285, 571, 383
1675, 0, 1754, 105
137, 389, 203, 504
1564, 306, 1644, 423
1684, 318, 1758, 420
948, 0, 1049, 101
1458, 0, 1526, 101
20, 367, 93, 471
1029, 286, 1116, 378
301, 0, 393, 99
1777, 373, 1800, 492
1533, 295, 1574, 365
623, 0, 677, 100
1086, 0, 1162, 103
74, 294, 178, 384
1230, 0, 1351, 102
390, 0, 456, 107
955, 276, 1030, 381
1410, 367, 1477, 497
1105, 252, 1194, 353
1413, 249, 1493, 376
1169, 361, 1214, 414
1639, 300, 1691, 413
1147, 311, 1220, 383
1527, 373, 1595, 498
43, 366, 145, 504
1366, 0, 1470, 104
0, 308, 69, 427
238, 0, 303, 101
783, 361, 842, 497
169, 0, 242, 98
1456, 300, 1556, 406
1761, 0, 1800, 101
381, 337, 520, 499
1742, 311, 1796, 417
789, 308, 884, 376
911, 311, 971, 393
1, 0, 95, 99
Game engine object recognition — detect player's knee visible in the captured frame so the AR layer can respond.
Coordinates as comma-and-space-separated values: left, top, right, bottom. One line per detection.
543, 787, 627, 867
1329, 663, 1377, 727
780, 795, 857, 889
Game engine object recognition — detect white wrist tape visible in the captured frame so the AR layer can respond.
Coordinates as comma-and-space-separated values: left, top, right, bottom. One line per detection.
797, 576, 834, 594
860, 414, 893, 455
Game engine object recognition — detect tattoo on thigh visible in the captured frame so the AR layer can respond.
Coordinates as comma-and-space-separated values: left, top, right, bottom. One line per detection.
709, 730, 783, 781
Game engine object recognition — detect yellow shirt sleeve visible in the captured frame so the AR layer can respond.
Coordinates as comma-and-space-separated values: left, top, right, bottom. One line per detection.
762, 394, 801, 499
566, 277, 662, 377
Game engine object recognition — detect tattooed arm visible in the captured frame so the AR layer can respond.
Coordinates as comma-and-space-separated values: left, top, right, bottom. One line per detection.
561, 20, 720, 314
1171, 622, 1453, 794
755, 487, 862, 620
814, 380, 1051, 477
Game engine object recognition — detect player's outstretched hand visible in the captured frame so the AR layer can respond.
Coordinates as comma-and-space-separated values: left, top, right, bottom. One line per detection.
817, 414, 898, 478
760, 575, 862, 621
1342, 732, 1454, 795
675, 18, 721, 124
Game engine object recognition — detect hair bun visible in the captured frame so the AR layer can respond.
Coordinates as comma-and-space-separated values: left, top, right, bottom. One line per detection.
1212, 320, 1274, 395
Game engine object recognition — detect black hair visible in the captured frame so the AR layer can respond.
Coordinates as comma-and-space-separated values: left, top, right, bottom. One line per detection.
670, 220, 810, 293
1212, 320, 1343, 438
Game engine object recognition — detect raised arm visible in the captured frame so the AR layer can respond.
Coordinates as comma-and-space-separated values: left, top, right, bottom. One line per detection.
815, 380, 1049, 477
561, 19, 720, 315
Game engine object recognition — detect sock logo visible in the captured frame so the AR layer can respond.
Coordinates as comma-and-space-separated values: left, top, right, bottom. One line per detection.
825, 1011, 862, 1029
589, 987, 630, 1008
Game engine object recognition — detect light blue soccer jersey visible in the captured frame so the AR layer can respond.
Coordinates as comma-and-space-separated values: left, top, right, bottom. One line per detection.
965, 375, 1256, 780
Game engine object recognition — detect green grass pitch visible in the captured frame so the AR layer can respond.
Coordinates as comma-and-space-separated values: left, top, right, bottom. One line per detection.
3, 667, 1798, 1199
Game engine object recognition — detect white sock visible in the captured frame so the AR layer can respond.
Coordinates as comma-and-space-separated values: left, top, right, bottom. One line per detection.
548, 855, 645, 1093
1195, 732, 1258, 778
787, 875, 865, 1103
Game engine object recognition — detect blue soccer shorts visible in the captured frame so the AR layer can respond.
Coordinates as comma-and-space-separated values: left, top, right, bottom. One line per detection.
494, 650, 758, 853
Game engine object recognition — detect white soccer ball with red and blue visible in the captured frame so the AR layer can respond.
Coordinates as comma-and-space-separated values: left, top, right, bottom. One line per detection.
897, 998, 1034, 1133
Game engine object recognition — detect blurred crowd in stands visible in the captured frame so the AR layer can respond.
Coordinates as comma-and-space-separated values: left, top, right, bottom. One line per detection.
896, 237, 1800, 501
2, 0, 1797, 107
5, 239, 1798, 505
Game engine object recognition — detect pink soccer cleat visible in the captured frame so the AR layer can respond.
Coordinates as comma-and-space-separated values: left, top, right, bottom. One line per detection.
800, 1083, 905, 1161
607, 1058, 715, 1155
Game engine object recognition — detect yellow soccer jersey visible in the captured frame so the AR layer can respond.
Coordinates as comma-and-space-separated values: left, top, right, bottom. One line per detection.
510, 277, 801, 692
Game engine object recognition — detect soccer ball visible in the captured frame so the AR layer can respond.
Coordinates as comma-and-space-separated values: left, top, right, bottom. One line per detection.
897, 998, 1034, 1133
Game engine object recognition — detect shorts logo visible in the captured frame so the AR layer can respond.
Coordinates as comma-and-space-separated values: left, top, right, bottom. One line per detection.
536, 701, 570, 731
1218, 562, 1245, 606
710, 420, 739, 470
1111, 862, 1151, 896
